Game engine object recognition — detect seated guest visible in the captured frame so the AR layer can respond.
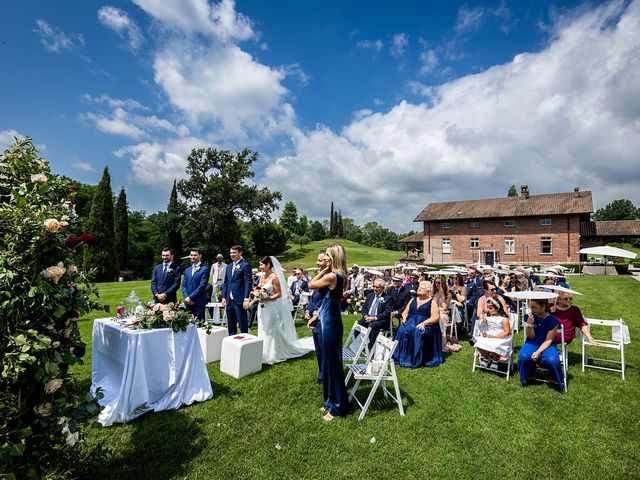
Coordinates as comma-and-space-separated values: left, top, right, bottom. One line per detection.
393, 281, 443, 368
517, 298, 564, 390
450, 273, 467, 329
473, 298, 512, 370
475, 280, 509, 336
357, 278, 393, 349
550, 293, 595, 344
541, 276, 556, 291
388, 274, 411, 330
407, 272, 420, 297
290, 268, 309, 306
498, 274, 516, 312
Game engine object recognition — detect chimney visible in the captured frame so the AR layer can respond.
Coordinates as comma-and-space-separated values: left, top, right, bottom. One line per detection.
520, 185, 529, 199
574, 186, 580, 197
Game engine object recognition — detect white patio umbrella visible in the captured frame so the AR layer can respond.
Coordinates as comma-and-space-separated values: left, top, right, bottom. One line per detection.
535, 284, 583, 295
579, 245, 637, 274
364, 269, 384, 276
504, 290, 559, 332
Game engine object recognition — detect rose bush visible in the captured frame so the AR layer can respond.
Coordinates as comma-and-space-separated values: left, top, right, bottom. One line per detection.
0, 137, 108, 477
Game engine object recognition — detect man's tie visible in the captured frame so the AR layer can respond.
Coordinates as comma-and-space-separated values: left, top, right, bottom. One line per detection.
368, 295, 380, 316
163, 263, 168, 275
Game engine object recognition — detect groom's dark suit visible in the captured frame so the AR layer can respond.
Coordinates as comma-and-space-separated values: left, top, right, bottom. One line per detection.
181, 263, 210, 320
150, 261, 182, 303
221, 258, 252, 335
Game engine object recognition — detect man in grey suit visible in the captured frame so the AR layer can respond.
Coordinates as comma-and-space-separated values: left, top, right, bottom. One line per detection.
209, 253, 227, 301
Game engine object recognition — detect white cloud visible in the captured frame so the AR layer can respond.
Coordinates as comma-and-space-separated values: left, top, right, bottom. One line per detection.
0, 129, 24, 151
356, 39, 383, 52
454, 6, 485, 34
390, 33, 408, 57
70, 162, 95, 171
263, 0, 640, 230
419, 48, 439, 75
373, 98, 385, 106
33, 20, 87, 59
98, 6, 144, 52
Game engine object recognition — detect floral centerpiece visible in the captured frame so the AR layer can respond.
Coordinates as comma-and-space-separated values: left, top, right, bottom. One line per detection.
347, 294, 365, 314
129, 302, 194, 332
249, 287, 269, 307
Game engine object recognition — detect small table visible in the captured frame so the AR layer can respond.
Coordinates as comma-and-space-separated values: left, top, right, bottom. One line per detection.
91, 319, 213, 426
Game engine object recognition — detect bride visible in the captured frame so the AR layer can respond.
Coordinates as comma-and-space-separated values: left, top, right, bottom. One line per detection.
254, 256, 315, 365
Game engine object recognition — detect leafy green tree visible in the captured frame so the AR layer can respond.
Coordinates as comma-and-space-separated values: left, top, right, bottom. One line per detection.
342, 217, 363, 243
298, 214, 310, 237
309, 220, 326, 241
329, 202, 335, 237
128, 211, 164, 280
337, 211, 344, 238
83, 167, 117, 281
332, 210, 339, 238
361, 221, 402, 251
592, 199, 639, 221
251, 222, 288, 255
115, 187, 129, 271
178, 148, 281, 260
507, 185, 517, 196
165, 180, 183, 259
279, 201, 300, 237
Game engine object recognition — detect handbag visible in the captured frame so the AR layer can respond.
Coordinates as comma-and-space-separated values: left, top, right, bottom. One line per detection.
365, 350, 386, 375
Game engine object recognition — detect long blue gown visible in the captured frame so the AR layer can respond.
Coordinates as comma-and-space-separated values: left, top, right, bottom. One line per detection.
319, 272, 350, 417
393, 298, 444, 368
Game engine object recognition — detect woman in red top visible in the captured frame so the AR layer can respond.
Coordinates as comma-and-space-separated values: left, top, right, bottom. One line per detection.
550, 293, 596, 344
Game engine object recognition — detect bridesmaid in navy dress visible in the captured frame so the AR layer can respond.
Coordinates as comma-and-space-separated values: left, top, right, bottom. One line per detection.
308, 244, 350, 421
393, 281, 444, 368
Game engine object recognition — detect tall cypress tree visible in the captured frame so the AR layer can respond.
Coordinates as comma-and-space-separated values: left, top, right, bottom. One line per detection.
332, 210, 339, 238
114, 187, 128, 271
329, 202, 335, 237
337, 210, 344, 238
83, 167, 117, 281
165, 180, 183, 258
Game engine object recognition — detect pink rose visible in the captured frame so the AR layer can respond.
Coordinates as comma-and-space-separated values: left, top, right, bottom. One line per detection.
30, 173, 47, 184
66, 264, 78, 275
44, 218, 60, 232
152, 304, 162, 312
163, 310, 176, 320
159, 304, 169, 312
34, 402, 53, 417
44, 378, 63, 394
41, 262, 66, 284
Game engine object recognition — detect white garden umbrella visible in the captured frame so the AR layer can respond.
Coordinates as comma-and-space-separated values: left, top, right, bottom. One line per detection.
579, 245, 637, 274
364, 269, 384, 276
535, 284, 583, 295
504, 290, 559, 332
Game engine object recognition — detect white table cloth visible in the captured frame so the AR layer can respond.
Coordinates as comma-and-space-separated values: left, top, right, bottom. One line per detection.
91, 318, 213, 426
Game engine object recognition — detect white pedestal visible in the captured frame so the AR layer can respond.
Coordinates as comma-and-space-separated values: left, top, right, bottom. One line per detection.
197, 326, 228, 363
220, 334, 263, 379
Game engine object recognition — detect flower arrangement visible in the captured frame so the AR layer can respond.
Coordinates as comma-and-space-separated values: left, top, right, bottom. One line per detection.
347, 294, 365, 314
250, 287, 269, 306
130, 302, 194, 332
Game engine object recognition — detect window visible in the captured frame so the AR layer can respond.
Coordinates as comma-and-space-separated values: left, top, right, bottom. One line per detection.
541, 237, 552, 254
442, 238, 451, 254
470, 237, 479, 249
540, 218, 552, 226
504, 220, 516, 227
442, 222, 451, 229
470, 221, 480, 228
504, 237, 515, 254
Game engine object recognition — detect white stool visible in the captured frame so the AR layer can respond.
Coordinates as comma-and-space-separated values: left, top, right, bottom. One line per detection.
220, 334, 263, 378
197, 326, 228, 363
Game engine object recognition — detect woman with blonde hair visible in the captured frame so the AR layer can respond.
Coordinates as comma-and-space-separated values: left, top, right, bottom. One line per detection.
309, 244, 349, 421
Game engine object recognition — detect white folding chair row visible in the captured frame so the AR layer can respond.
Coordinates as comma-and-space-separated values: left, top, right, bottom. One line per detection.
205, 302, 227, 328
346, 334, 404, 421
582, 317, 628, 380
342, 322, 371, 385
471, 314, 516, 380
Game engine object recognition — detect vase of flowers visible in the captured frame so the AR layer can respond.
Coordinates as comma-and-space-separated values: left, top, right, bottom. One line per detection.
130, 302, 194, 332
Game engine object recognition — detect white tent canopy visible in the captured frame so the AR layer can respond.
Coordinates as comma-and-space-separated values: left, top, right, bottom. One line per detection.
579, 245, 637, 259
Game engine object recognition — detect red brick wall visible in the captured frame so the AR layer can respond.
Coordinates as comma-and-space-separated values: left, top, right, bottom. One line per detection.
422, 214, 582, 264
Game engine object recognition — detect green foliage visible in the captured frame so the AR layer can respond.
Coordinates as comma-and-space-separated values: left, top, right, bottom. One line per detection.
309, 220, 326, 241
342, 217, 363, 243
178, 148, 281, 259
507, 184, 518, 196
114, 187, 128, 271
592, 198, 639, 221
298, 214, 309, 237
83, 167, 117, 281
165, 180, 183, 259
127, 211, 164, 279
0, 137, 108, 477
279, 201, 300, 237
329, 202, 335, 237
360, 221, 402, 251
251, 222, 288, 256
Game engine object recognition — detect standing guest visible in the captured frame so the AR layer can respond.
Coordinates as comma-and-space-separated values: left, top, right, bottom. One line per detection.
181, 248, 210, 320
388, 274, 412, 331
306, 252, 329, 384
517, 298, 564, 390
209, 254, 227, 301
550, 293, 595, 345
466, 266, 484, 335
221, 245, 253, 335
357, 278, 393, 349
450, 273, 467, 329
150, 247, 182, 304
309, 245, 350, 421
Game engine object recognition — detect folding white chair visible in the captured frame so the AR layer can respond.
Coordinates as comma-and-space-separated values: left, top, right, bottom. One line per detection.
342, 322, 371, 385
527, 324, 568, 392
205, 302, 226, 328
472, 314, 516, 380
292, 291, 312, 322
346, 334, 404, 421
582, 318, 628, 380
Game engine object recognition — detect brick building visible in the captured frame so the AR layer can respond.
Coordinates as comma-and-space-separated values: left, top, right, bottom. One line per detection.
411, 186, 593, 265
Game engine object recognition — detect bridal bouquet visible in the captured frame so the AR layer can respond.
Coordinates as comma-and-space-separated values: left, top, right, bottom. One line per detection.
129, 302, 194, 332
251, 287, 269, 306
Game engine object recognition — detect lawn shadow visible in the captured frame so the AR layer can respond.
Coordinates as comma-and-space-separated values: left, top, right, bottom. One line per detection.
348, 383, 415, 418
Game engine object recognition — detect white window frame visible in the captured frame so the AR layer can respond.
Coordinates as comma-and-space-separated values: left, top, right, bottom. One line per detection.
442, 222, 451, 229
504, 237, 515, 255
470, 221, 480, 228
470, 237, 479, 249
540, 236, 552, 255
442, 238, 451, 254
540, 218, 552, 226
504, 219, 516, 227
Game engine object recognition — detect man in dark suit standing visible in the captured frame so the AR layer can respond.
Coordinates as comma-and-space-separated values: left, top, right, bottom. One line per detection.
387, 274, 411, 330
181, 248, 210, 320
150, 247, 182, 304
357, 278, 393, 349
221, 244, 252, 335
290, 269, 309, 307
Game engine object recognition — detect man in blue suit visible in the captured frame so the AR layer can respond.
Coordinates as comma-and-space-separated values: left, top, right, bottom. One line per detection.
290, 268, 309, 307
357, 278, 394, 349
150, 247, 182, 304
181, 248, 210, 320
221, 244, 252, 335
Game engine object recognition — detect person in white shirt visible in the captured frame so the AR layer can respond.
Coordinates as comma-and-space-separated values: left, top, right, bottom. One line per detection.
209, 253, 227, 301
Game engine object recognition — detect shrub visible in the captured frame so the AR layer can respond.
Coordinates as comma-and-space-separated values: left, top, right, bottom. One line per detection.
0, 137, 108, 477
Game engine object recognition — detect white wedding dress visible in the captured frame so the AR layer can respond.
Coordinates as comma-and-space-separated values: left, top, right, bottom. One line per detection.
257, 264, 315, 365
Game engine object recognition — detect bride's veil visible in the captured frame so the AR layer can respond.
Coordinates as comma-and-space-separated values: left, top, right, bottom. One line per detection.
270, 256, 293, 312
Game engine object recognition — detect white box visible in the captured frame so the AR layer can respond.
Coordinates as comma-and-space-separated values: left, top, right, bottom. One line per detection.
197, 326, 228, 363
220, 334, 263, 379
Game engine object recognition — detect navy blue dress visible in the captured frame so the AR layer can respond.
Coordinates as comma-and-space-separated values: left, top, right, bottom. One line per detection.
319, 273, 349, 417
393, 298, 444, 368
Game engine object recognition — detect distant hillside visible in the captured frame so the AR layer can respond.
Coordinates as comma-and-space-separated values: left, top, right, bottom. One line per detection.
278, 240, 403, 271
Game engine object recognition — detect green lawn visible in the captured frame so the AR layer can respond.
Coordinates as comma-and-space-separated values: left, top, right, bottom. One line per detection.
72, 276, 640, 479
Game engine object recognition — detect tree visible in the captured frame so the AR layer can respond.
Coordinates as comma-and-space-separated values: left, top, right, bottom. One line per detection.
83, 167, 117, 281
298, 214, 310, 237
279, 201, 300, 237
251, 222, 288, 256
309, 220, 326, 241
332, 210, 339, 238
177, 148, 281, 260
165, 180, 183, 259
114, 187, 128, 272
592, 199, 639, 221
337, 210, 344, 237
329, 202, 335, 237
507, 185, 518, 196
128, 210, 164, 279
342, 217, 363, 243
361, 221, 402, 251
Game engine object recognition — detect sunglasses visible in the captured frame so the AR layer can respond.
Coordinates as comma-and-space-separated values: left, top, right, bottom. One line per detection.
487, 288, 497, 292
561, 297, 573, 301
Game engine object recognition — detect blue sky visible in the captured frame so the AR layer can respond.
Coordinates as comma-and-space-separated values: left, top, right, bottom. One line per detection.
2, 0, 639, 231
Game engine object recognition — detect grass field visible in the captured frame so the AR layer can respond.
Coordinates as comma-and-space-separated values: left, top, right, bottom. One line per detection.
72, 275, 640, 479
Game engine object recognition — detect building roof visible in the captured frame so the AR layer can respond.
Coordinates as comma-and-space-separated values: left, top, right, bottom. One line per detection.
414, 190, 593, 222
400, 232, 424, 243
581, 220, 640, 237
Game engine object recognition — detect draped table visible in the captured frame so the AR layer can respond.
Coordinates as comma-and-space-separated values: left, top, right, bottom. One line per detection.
91, 318, 213, 426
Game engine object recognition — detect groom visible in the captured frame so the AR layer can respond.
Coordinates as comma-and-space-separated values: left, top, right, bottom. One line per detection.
221, 244, 253, 335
